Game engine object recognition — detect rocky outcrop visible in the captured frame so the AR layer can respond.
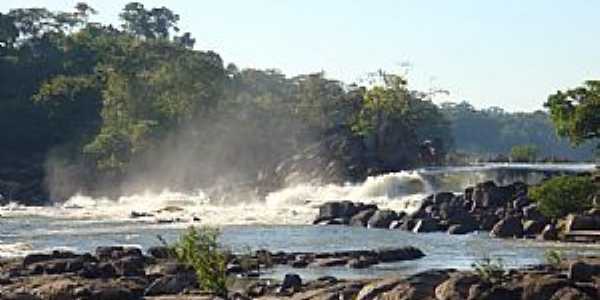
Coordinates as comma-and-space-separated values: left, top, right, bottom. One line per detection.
311, 178, 600, 244
0, 244, 425, 300
3, 248, 600, 300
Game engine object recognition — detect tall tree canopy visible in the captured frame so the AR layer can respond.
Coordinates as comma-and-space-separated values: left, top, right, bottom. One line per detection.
0, 2, 595, 204
545, 80, 600, 148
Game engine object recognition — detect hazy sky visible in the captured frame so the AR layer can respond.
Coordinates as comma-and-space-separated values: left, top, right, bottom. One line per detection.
2, 1, 599, 111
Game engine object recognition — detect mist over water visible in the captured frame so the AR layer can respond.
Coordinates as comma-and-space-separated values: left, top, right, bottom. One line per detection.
7, 163, 595, 226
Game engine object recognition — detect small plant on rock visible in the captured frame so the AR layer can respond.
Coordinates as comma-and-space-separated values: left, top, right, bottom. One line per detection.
472, 256, 508, 285
544, 249, 564, 270
171, 226, 228, 297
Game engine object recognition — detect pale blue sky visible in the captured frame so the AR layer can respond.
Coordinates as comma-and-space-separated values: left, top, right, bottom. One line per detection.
2, 1, 599, 111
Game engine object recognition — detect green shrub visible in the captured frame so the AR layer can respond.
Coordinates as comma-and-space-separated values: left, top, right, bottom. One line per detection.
529, 175, 596, 219
510, 144, 538, 162
471, 257, 507, 284
172, 226, 228, 297
544, 250, 564, 269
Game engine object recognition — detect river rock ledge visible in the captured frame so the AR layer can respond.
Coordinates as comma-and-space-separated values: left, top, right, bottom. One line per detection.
313, 180, 600, 243
0, 245, 424, 300
4, 252, 600, 299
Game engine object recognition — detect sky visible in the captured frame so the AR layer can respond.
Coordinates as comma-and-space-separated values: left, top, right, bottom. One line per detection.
2, 1, 599, 112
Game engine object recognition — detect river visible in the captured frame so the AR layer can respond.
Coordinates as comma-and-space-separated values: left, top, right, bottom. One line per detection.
0, 163, 597, 279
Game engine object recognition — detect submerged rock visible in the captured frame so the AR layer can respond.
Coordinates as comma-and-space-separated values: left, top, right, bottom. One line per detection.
376, 247, 425, 262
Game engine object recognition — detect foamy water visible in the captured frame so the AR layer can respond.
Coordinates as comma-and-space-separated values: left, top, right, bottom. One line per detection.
1, 171, 430, 225
0, 163, 598, 278
1, 163, 596, 226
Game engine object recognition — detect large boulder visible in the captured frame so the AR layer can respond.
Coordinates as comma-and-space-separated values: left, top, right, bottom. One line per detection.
448, 223, 477, 235
379, 270, 451, 300
471, 181, 509, 210
550, 287, 594, 300
479, 213, 500, 231
314, 201, 359, 224
538, 224, 559, 241
376, 247, 425, 263
490, 216, 523, 238
144, 273, 197, 296
523, 220, 547, 236
468, 284, 520, 300
367, 210, 399, 229
350, 209, 377, 227
280, 273, 302, 292
522, 204, 547, 223
113, 256, 145, 277
513, 196, 530, 210
435, 274, 480, 300
356, 278, 405, 300
348, 256, 378, 269
568, 261, 600, 282
147, 246, 171, 259
412, 218, 440, 233
565, 214, 600, 232
433, 192, 455, 205
521, 274, 570, 300
398, 216, 417, 231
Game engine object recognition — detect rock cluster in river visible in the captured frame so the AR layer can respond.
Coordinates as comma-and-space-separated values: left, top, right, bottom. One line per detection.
313, 180, 575, 241
243, 258, 600, 299
0, 245, 424, 300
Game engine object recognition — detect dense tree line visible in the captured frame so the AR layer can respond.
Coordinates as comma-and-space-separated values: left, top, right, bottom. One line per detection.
0, 3, 453, 202
0, 3, 596, 203
440, 102, 597, 161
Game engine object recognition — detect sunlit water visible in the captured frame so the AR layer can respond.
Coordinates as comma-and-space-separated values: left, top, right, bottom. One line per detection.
0, 163, 597, 279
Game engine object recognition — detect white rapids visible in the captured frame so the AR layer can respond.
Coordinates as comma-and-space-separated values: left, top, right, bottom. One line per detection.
1, 171, 430, 226
0, 163, 595, 226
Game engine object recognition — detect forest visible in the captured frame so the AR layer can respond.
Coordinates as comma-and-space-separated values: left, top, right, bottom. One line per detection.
0, 3, 597, 203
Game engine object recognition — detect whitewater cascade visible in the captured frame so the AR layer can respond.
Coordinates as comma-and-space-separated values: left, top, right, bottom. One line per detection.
1, 163, 595, 226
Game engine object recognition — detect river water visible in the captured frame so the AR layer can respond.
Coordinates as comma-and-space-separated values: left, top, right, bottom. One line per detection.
0, 163, 597, 279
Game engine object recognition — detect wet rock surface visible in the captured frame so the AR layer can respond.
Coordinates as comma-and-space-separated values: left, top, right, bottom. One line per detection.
0, 245, 425, 300
2, 249, 600, 299
313, 179, 600, 244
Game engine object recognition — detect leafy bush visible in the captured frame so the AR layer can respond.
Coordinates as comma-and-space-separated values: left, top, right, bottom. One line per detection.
544, 250, 564, 269
510, 144, 538, 162
471, 256, 507, 284
529, 175, 596, 219
172, 226, 228, 297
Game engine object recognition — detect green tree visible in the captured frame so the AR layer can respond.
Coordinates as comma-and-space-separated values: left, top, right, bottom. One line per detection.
119, 2, 180, 40
545, 80, 600, 149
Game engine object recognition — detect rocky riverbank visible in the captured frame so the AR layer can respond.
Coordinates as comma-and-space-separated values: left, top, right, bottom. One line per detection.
2, 246, 600, 299
313, 178, 600, 243
0, 245, 424, 299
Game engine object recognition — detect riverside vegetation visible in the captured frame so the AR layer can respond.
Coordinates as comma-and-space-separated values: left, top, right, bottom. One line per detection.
0, 2, 597, 204
1, 2, 600, 300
